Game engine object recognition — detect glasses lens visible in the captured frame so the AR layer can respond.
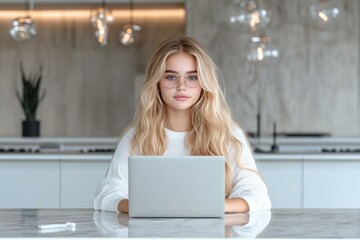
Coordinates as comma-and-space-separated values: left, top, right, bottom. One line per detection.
162, 74, 199, 88
184, 74, 198, 87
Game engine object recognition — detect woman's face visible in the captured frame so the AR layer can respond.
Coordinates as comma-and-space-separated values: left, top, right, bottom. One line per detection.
159, 52, 202, 113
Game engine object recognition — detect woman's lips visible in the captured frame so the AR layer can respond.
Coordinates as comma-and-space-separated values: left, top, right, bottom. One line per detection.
173, 95, 190, 101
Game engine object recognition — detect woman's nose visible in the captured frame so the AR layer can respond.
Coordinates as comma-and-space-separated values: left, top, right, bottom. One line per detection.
176, 77, 186, 90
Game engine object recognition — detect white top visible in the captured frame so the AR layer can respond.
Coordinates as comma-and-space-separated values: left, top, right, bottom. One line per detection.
93, 127, 271, 212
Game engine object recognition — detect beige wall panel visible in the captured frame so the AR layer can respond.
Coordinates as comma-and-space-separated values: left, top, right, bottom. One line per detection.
0, 7, 184, 137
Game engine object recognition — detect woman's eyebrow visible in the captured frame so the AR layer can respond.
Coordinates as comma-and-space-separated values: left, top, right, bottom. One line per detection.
164, 70, 198, 73
164, 70, 178, 73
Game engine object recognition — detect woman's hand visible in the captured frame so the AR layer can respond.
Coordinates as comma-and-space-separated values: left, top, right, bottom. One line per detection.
118, 199, 129, 213
225, 198, 249, 213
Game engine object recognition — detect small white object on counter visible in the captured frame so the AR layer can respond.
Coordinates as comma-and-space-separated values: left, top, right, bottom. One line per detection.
38, 222, 76, 229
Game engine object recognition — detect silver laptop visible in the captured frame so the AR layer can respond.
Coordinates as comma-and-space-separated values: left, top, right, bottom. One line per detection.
128, 156, 225, 218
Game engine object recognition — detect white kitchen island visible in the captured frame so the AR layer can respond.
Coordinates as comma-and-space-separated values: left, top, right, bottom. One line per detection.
1, 137, 360, 209
256, 153, 360, 208
0, 153, 111, 208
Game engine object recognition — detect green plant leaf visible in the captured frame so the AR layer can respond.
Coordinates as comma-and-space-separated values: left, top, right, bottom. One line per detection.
16, 62, 45, 121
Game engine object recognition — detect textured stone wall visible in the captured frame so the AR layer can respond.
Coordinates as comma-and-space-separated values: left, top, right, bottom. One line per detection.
186, 0, 358, 136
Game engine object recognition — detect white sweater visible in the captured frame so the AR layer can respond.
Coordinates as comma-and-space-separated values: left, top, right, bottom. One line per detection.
93, 127, 271, 212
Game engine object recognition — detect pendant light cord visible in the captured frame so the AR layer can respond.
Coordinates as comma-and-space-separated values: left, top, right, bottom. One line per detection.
130, 0, 134, 25
25, 0, 29, 17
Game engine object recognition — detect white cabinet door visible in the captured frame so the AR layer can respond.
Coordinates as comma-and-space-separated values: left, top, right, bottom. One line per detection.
61, 161, 109, 208
303, 160, 360, 208
256, 160, 303, 208
0, 160, 60, 208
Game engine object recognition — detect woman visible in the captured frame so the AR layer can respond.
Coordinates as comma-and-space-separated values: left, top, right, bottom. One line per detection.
93, 36, 271, 213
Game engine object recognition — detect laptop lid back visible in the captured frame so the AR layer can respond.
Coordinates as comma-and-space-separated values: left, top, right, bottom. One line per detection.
129, 156, 225, 218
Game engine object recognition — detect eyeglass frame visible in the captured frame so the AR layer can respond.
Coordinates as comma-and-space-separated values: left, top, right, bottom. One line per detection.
160, 70, 200, 89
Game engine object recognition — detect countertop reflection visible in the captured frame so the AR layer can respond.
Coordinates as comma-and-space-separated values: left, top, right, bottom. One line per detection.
93, 210, 270, 238
1, 209, 359, 238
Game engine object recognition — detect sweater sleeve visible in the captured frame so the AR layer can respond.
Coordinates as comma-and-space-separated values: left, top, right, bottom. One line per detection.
228, 127, 271, 212
93, 129, 133, 212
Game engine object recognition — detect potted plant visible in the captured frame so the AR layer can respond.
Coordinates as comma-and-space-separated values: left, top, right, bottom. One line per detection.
15, 62, 45, 137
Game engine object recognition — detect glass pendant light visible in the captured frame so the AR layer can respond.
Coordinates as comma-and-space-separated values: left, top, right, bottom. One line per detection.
229, 0, 270, 32
119, 0, 141, 46
309, 0, 340, 29
90, 0, 113, 47
247, 34, 279, 62
9, 0, 36, 42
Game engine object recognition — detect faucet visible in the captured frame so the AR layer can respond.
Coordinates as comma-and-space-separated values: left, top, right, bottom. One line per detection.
256, 112, 261, 138
271, 122, 279, 152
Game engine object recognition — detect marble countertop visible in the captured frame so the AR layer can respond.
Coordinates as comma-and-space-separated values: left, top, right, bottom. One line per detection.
0, 153, 113, 161
2, 136, 360, 145
0, 137, 118, 144
254, 152, 360, 161
1, 152, 360, 161
0, 208, 359, 238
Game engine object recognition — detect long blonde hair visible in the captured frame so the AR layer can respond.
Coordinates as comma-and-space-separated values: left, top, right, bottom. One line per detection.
131, 36, 243, 197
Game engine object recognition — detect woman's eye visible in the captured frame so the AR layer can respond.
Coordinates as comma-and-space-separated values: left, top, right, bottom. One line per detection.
186, 75, 198, 81
166, 75, 177, 81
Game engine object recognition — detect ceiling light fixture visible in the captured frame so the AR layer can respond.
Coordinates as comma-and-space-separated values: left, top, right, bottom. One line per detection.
119, 0, 141, 46
90, 0, 113, 47
229, 0, 270, 32
309, 0, 340, 29
247, 34, 279, 62
9, 0, 36, 42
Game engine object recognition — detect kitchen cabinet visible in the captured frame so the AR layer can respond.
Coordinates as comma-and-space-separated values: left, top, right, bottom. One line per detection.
303, 159, 360, 208
61, 160, 109, 208
256, 154, 360, 208
256, 160, 303, 208
0, 160, 60, 208
0, 154, 111, 208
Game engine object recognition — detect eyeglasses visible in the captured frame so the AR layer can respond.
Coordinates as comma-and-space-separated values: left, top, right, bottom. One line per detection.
161, 73, 200, 88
